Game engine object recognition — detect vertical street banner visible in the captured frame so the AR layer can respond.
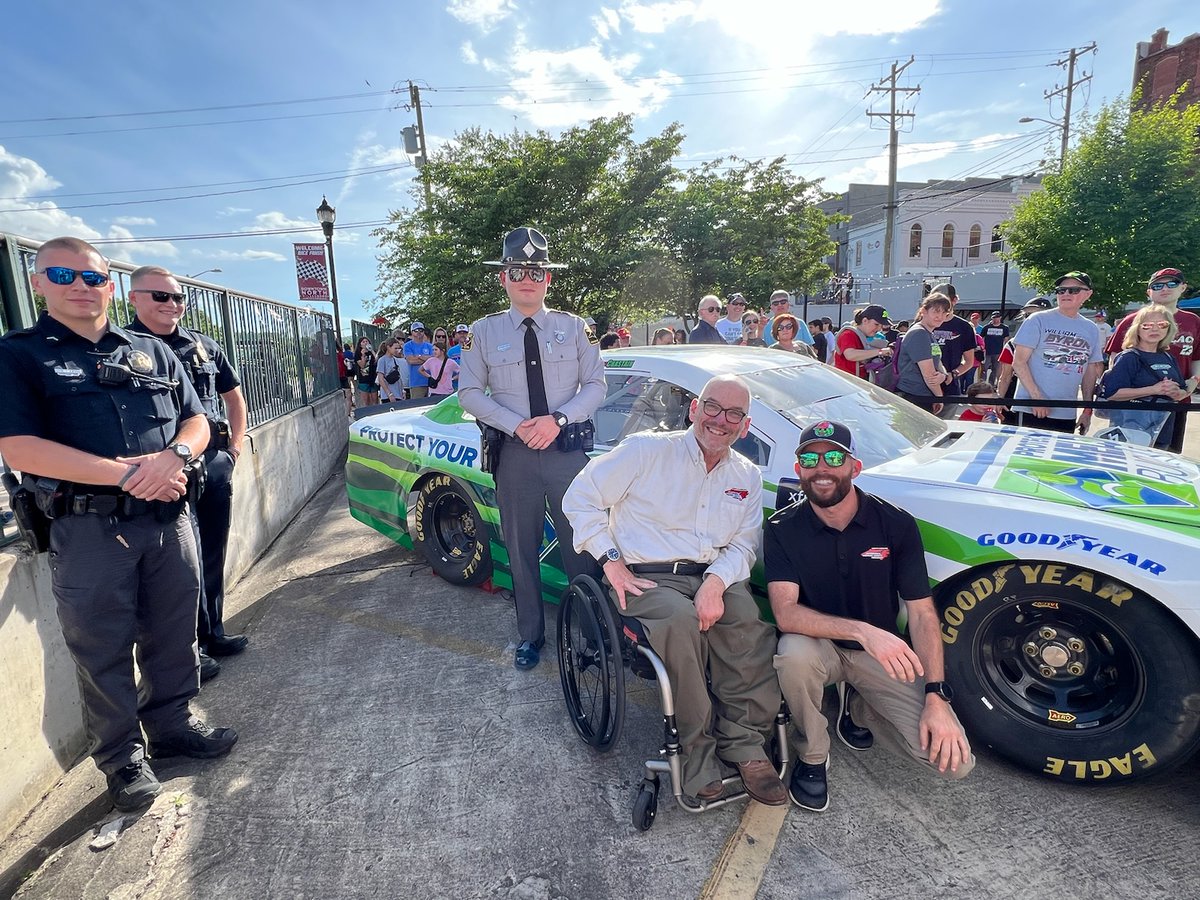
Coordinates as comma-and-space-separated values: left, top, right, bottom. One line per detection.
293, 243, 330, 301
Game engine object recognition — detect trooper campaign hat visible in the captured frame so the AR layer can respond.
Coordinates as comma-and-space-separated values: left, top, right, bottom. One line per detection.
484, 226, 567, 268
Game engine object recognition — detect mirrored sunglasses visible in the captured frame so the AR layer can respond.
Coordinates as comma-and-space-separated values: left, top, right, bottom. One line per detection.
1150, 280, 1182, 291
505, 266, 548, 283
40, 266, 109, 287
798, 449, 848, 469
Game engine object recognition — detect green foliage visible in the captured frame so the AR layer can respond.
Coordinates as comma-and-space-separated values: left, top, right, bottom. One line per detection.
1003, 92, 1200, 313
373, 117, 837, 328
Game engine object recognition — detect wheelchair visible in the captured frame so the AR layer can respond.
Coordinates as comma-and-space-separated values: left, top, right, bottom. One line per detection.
557, 574, 790, 831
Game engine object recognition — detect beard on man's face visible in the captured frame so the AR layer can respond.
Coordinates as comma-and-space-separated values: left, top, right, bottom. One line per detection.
799, 469, 854, 508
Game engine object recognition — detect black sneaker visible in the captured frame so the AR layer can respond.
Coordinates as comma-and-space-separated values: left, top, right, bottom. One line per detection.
789, 759, 829, 812
150, 718, 238, 759
836, 683, 873, 752
107, 760, 161, 811
199, 652, 221, 683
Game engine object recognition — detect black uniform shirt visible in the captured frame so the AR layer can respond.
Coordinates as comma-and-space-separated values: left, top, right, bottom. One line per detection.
764, 487, 931, 641
0, 312, 205, 464
127, 318, 240, 420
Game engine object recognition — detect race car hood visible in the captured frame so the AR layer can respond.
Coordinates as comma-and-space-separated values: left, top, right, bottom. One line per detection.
867, 424, 1200, 534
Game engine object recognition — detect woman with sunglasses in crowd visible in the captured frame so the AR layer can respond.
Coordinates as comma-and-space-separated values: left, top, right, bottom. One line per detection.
355, 336, 378, 408
739, 311, 768, 347
1097, 304, 1191, 449
770, 313, 816, 358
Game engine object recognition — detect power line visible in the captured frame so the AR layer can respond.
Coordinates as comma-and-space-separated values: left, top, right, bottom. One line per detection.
87, 219, 392, 245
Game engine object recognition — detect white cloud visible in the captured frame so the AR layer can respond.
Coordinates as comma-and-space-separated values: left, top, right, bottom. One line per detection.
217, 206, 252, 217
239, 210, 321, 233
461, 41, 479, 65
207, 248, 287, 262
0, 145, 177, 259
112, 215, 156, 226
496, 44, 682, 128
446, 0, 514, 31
592, 6, 623, 40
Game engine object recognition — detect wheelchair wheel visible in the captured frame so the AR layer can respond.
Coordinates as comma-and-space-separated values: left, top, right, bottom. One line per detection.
632, 778, 659, 831
557, 575, 625, 752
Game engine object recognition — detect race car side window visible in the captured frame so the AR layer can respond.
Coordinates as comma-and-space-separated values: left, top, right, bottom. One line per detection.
595, 375, 696, 447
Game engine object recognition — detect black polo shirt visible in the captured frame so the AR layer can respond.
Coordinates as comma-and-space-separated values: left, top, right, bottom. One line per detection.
0, 312, 205, 464
764, 488, 931, 642
127, 319, 240, 420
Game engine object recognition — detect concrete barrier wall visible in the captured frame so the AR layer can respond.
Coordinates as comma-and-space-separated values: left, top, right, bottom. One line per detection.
0, 393, 348, 842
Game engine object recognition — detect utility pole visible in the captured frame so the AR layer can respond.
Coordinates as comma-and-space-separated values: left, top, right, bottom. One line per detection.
408, 81, 433, 212
867, 57, 919, 278
1044, 43, 1095, 172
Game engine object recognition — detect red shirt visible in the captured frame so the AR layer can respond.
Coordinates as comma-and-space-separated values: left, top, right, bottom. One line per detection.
1106, 307, 1200, 377
834, 329, 866, 378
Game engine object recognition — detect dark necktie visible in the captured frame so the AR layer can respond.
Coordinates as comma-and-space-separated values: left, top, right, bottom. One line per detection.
523, 317, 549, 418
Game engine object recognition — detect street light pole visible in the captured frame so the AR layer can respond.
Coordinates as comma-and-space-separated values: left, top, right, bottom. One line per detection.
316, 196, 343, 344
1018, 116, 1068, 172
187, 268, 223, 279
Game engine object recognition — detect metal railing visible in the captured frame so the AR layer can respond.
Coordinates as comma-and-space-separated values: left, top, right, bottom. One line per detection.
0, 232, 342, 545
350, 319, 391, 352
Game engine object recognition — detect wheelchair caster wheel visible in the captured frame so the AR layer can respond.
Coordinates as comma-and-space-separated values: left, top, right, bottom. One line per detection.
632, 779, 659, 832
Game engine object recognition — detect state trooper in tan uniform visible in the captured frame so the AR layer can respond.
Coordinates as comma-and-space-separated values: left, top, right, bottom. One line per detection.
458, 227, 605, 669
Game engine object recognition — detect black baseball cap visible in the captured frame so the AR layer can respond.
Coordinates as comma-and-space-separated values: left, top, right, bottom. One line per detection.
1054, 271, 1092, 288
859, 304, 890, 324
796, 420, 856, 456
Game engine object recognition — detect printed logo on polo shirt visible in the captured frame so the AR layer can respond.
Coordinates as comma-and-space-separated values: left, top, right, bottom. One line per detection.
724, 488, 750, 501
813, 422, 835, 438
861, 547, 890, 560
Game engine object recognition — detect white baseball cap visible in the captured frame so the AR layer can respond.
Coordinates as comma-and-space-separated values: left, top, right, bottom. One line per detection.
455, 324, 469, 333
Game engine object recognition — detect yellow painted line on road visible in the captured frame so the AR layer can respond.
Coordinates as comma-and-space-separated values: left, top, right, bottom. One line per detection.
697, 801, 789, 900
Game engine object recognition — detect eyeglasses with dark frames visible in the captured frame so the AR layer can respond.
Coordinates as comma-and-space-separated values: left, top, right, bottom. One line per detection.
698, 398, 747, 424
797, 449, 848, 469
39, 266, 110, 287
1150, 280, 1182, 291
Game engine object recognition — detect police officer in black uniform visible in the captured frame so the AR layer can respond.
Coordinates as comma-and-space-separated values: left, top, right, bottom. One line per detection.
0, 237, 237, 812
458, 227, 605, 669
126, 266, 249, 680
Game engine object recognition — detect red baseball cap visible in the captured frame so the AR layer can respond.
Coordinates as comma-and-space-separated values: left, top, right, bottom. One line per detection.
1149, 268, 1185, 285
617, 328, 631, 338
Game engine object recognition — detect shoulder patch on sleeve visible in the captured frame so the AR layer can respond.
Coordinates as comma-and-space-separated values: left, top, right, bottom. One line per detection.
586, 326, 599, 345
462, 332, 474, 351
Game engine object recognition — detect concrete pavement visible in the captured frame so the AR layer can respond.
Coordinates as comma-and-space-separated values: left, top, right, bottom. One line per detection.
2, 414, 1200, 899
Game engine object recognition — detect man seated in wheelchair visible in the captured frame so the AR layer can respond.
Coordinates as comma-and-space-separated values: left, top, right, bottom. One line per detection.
765, 421, 974, 813
562, 375, 787, 806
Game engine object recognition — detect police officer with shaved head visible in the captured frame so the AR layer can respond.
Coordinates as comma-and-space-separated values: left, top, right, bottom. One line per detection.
0, 237, 237, 813
458, 227, 605, 669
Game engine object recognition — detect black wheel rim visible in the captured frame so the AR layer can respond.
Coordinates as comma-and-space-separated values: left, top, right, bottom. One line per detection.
558, 582, 626, 749
975, 598, 1144, 731
429, 491, 480, 561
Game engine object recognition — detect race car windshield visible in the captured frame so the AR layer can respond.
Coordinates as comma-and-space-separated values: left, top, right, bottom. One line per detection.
743, 363, 947, 469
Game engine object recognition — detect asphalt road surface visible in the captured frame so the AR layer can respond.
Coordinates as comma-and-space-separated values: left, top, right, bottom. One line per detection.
3, 473, 1199, 900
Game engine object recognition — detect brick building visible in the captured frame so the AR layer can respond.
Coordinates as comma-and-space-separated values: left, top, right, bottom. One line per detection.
1132, 28, 1200, 111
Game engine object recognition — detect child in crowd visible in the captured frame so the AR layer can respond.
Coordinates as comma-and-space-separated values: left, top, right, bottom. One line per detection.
419, 342, 460, 397
959, 381, 1004, 423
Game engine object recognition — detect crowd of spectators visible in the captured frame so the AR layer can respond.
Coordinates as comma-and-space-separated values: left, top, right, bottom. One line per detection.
340, 321, 473, 416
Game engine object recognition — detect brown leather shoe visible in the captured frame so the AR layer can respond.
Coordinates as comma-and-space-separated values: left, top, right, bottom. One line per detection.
695, 780, 725, 802
736, 759, 788, 806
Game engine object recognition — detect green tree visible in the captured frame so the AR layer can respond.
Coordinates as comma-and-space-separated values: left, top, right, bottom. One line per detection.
373, 116, 683, 328
664, 157, 836, 309
1003, 92, 1200, 312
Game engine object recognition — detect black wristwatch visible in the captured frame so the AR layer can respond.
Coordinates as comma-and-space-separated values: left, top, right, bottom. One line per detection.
168, 442, 193, 461
552, 411, 568, 428
924, 681, 954, 703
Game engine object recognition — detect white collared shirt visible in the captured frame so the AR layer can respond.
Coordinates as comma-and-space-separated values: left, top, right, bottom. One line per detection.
562, 427, 762, 588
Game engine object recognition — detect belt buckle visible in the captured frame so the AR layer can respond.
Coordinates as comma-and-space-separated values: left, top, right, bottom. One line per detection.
672, 561, 687, 575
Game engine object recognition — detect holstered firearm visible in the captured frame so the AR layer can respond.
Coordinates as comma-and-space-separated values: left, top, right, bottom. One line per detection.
1, 472, 51, 553
208, 419, 231, 452
478, 423, 506, 475
183, 457, 208, 507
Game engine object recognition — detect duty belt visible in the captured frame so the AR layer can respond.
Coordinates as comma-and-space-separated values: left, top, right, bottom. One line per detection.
628, 561, 708, 576
69, 493, 155, 518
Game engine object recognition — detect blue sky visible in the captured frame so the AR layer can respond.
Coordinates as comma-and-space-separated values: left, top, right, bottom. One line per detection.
0, 0, 1192, 332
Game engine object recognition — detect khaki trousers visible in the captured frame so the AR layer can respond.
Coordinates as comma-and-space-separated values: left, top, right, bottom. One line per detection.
774, 634, 975, 779
618, 574, 781, 796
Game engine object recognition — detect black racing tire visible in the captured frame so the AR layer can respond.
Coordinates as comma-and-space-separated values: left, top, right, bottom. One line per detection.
632, 778, 659, 832
558, 575, 625, 752
410, 475, 492, 587
937, 562, 1200, 783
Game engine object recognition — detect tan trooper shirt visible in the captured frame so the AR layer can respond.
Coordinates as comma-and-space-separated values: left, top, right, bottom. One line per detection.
562, 428, 763, 588
458, 305, 605, 435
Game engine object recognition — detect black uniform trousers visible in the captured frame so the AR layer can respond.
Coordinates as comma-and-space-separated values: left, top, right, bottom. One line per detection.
195, 447, 235, 645
49, 509, 201, 775
494, 439, 594, 645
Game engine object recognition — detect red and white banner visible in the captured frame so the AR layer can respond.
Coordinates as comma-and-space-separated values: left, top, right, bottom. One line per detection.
293, 243, 330, 301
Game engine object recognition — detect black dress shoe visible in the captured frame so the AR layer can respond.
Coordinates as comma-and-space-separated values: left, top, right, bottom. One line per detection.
199, 652, 221, 683
150, 718, 238, 759
836, 683, 873, 751
206, 634, 249, 656
107, 759, 161, 811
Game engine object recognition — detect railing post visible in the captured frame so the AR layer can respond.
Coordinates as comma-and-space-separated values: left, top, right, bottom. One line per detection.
291, 309, 309, 406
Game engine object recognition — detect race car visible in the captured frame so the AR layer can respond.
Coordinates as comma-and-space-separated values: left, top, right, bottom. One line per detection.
346, 345, 1200, 784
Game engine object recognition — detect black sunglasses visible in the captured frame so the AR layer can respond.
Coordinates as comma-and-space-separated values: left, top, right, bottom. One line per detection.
505, 266, 548, 283
131, 289, 186, 304
40, 266, 109, 287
